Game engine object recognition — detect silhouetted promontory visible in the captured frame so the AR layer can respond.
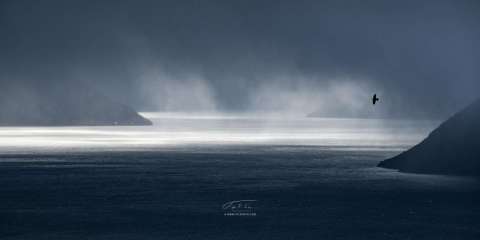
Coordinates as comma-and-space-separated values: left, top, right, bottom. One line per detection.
0, 83, 152, 126
378, 98, 480, 176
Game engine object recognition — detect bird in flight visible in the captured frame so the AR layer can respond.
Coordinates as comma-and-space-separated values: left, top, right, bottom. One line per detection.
372, 94, 379, 105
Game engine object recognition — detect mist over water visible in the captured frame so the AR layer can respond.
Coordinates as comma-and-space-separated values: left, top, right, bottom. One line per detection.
0, 113, 439, 153
1, 2, 479, 239
1, 0, 479, 118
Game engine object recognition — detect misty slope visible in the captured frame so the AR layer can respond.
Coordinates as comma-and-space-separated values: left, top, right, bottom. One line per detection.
378, 98, 480, 176
307, 101, 446, 120
307, 108, 379, 119
0, 83, 152, 126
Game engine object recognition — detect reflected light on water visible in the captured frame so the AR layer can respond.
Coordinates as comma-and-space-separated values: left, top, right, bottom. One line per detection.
0, 112, 439, 152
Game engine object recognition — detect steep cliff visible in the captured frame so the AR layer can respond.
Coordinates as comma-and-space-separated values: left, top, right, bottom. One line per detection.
378, 99, 480, 175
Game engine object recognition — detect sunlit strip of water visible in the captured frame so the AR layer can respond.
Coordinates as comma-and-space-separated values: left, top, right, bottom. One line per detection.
0, 113, 439, 152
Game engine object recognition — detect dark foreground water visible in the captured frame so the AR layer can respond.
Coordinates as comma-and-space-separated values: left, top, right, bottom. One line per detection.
1, 145, 479, 239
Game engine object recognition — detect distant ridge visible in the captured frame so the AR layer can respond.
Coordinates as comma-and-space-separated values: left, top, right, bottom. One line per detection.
0, 83, 152, 126
378, 98, 480, 176
306, 102, 447, 120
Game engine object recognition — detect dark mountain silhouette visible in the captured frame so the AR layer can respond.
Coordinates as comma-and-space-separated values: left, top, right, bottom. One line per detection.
378, 98, 480, 176
0, 82, 152, 126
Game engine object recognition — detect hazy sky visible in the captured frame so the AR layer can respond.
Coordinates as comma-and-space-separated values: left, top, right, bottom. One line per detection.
0, 0, 479, 117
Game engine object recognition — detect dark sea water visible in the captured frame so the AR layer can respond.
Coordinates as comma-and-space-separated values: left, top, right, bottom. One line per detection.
0, 114, 479, 239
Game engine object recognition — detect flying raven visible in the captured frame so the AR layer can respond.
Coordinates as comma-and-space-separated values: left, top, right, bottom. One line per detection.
372, 94, 379, 105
